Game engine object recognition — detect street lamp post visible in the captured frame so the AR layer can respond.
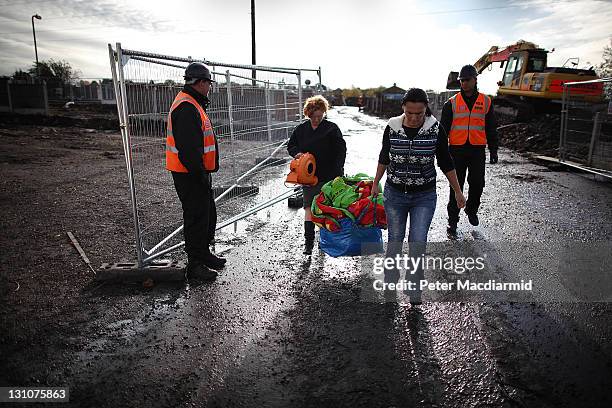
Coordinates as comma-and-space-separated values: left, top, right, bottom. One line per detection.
31, 14, 42, 76
251, 0, 256, 86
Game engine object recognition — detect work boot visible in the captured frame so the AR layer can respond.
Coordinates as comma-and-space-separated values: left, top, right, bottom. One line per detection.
447, 220, 458, 235
208, 253, 226, 264
202, 254, 226, 270
303, 221, 315, 255
409, 297, 423, 307
185, 263, 217, 281
465, 210, 479, 226
303, 238, 314, 255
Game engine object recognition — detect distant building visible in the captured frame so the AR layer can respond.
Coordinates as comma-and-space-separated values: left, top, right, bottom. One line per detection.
325, 88, 345, 106
364, 83, 406, 117
382, 83, 405, 102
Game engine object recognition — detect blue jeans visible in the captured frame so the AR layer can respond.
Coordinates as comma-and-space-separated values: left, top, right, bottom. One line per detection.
384, 183, 437, 247
383, 183, 437, 299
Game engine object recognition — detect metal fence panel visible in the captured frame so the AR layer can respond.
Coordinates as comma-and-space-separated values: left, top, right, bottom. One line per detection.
560, 78, 612, 175
108, 43, 320, 265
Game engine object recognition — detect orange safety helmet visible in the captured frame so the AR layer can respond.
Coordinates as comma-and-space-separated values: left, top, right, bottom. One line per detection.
285, 153, 318, 186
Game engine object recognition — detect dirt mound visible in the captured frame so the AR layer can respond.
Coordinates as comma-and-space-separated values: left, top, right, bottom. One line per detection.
0, 112, 119, 130
497, 113, 561, 156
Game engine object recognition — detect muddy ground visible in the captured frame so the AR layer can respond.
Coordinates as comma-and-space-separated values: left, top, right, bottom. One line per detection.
1, 107, 611, 407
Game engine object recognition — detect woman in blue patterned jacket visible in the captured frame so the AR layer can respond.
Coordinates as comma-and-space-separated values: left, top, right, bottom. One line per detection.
371, 88, 465, 304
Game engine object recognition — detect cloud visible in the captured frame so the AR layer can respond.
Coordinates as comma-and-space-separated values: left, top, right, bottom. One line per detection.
1, 0, 610, 90
510, 0, 612, 67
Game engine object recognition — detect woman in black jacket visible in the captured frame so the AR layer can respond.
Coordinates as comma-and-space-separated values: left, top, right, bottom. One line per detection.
287, 95, 346, 255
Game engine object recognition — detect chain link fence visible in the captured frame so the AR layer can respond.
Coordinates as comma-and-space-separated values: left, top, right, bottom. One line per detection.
108, 43, 321, 266
560, 78, 612, 177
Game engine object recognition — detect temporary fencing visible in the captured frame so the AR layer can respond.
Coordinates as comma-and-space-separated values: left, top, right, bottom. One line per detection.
559, 78, 612, 178
108, 43, 321, 266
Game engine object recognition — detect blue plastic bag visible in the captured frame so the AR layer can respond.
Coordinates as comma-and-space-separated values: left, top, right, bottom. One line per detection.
319, 218, 383, 257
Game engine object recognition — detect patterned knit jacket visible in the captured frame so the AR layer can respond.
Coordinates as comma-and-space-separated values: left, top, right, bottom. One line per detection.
386, 114, 439, 187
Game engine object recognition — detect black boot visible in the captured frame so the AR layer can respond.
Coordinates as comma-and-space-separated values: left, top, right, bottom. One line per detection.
447, 219, 458, 235
304, 221, 315, 255
185, 263, 218, 281
202, 253, 226, 270
465, 209, 479, 226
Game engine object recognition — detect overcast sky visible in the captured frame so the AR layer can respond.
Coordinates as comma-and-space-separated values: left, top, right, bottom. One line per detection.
0, 0, 611, 94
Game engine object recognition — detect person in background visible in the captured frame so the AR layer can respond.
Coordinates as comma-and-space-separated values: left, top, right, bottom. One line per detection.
287, 95, 346, 255
372, 88, 466, 305
440, 64, 499, 235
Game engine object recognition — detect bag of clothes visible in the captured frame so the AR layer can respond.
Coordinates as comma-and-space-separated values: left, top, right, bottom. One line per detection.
312, 174, 386, 257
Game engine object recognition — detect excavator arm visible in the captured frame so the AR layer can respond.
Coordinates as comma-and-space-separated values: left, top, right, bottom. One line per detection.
447, 40, 540, 88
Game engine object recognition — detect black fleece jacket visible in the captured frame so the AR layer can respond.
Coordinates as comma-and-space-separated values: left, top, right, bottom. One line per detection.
170, 85, 219, 180
287, 119, 346, 183
439, 89, 498, 152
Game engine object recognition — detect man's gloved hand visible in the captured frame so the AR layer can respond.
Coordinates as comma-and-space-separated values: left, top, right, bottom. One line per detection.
489, 150, 498, 164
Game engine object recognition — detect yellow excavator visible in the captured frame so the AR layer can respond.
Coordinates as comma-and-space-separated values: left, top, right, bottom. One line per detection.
446, 40, 604, 120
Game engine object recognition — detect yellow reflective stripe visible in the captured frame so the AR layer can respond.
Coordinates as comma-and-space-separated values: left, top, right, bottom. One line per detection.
167, 129, 213, 137
167, 143, 214, 154
454, 114, 485, 120
166, 130, 213, 142
451, 95, 457, 113
451, 125, 483, 130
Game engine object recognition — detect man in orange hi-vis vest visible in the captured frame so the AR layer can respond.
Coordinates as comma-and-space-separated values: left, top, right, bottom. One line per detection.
440, 64, 499, 235
167, 62, 224, 281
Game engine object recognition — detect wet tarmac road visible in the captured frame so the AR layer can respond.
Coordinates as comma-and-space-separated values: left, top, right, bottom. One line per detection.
12, 107, 612, 407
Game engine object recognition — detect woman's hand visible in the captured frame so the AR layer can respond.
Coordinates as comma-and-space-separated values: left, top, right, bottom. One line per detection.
455, 190, 466, 209
371, 182, 380, 197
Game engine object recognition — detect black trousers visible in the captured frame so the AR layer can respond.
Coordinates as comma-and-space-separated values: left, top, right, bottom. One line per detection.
172, 172, 216, 264
447, 147, 485, 223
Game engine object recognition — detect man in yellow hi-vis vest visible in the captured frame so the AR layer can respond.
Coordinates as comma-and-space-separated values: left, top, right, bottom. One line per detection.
167, 62, 224, 280
440, 64, 498, 235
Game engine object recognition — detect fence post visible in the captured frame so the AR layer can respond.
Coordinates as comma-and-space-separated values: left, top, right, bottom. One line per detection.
298, 70, 303, 120
587, 111, 602, 166
559, 84, 568, 162
283, 85, 288, 139
98, 80, 104, 104
226, 70, 236, 178
265, 80, 272, 142
152, 85, 158, 115
7, 79, 13, 113
42, 80, 49, 116
115, 42, 145, 267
